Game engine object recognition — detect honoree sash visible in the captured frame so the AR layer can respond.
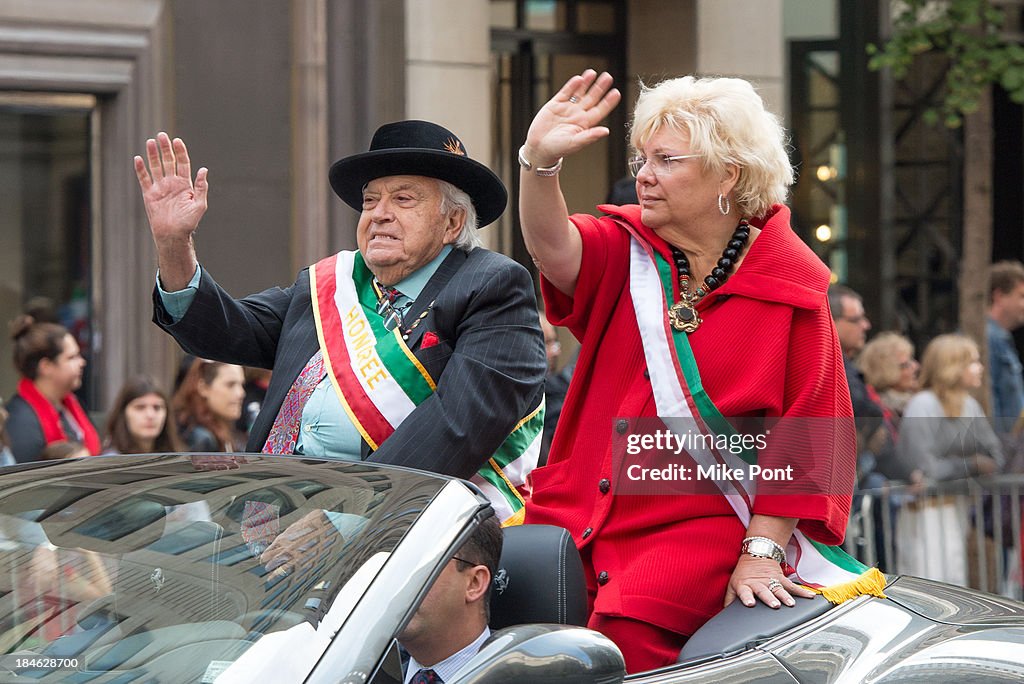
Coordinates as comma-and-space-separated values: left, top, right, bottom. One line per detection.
309, 250, 542, 525
623, 225, 885, 602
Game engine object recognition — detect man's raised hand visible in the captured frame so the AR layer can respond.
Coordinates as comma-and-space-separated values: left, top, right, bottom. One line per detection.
134, 132, 209, 244
134, 132, 208, 290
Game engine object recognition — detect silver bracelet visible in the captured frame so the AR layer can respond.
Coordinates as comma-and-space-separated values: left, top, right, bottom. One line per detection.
741, 536, 786, 564
518, 144, 563, 176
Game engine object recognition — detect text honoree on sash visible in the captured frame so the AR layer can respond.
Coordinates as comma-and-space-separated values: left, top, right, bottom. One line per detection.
311, 250, 543, 525
311, 251, 436, 450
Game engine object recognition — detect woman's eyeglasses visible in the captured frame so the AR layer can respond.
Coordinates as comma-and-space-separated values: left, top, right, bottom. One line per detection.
628, 153, 703, 178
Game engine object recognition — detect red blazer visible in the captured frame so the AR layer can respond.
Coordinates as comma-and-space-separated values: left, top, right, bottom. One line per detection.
525, 204, 855, 636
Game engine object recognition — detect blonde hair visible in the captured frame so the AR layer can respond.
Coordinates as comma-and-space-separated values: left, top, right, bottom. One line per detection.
919, 334, 978, 418
858, 332, 914, 391
629, 75, 793, 218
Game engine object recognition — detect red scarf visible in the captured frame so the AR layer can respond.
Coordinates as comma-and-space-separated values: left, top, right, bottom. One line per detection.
865, 384, 899, 440
17, 378, 100, 455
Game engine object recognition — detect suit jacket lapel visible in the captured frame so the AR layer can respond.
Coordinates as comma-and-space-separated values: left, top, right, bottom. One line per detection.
359, 249, 467, 459
401, 248, 467, 350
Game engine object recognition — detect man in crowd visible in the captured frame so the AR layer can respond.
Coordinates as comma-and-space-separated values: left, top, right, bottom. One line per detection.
399, 514, 502, 683
987, 260, 1024, 434
829, 284, 898, 566
829, 285, 900, 475
830, 285, 874, 413
134, 121, 545, 520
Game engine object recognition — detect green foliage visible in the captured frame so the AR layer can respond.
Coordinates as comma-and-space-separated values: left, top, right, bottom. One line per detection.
868, 0, 1024, 126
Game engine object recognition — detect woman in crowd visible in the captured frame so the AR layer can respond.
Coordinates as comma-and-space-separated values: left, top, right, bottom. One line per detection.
858, 331, 919, 422
172, 359, 245, 452
852, 331, 919, 569
5, 316, 99, 462
518, 69, 858, 671
856, 331, 919, 481
896, 333, 1003, 584
103, 375, 185, 454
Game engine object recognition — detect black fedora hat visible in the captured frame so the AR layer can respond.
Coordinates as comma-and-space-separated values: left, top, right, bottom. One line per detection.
329, 120, 507, 227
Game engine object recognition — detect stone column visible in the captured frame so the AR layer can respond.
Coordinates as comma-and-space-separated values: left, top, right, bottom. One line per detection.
695, 0, 785, 116
404, 0, 496, 248
291, 0, 329, 273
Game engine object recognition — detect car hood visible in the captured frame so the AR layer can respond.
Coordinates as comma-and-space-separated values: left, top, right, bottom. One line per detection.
884, 575, 1024, 626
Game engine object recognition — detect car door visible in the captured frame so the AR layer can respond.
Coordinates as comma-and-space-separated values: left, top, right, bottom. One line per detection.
624, 649, 798, 683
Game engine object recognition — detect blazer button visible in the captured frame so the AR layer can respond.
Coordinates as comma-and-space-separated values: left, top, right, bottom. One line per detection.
615, 419, 629, 434
582, 527, 593, 539
599, 478, 611, 494
597, 571, 610, 585
643, 368, 650, 379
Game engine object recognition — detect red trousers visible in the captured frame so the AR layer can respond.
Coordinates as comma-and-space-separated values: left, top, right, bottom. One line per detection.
587, 613, 686, 674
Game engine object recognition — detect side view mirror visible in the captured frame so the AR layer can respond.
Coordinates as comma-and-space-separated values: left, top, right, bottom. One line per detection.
451, 624, 625, 684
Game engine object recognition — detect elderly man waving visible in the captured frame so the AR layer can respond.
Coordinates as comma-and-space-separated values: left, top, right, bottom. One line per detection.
135, 121, 546, 523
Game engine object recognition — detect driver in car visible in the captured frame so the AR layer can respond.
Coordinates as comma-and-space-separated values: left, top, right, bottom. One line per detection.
398, 514, 502, 683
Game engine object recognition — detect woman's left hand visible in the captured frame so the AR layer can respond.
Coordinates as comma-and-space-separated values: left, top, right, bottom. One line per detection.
724, 554, 816, 608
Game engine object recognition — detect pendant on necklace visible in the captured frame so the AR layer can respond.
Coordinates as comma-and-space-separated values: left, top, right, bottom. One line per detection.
669, 299, 701, 333
668, 276, 702, 333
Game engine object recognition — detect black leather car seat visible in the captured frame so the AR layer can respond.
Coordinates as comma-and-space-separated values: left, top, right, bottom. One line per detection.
489, 524, 588, 630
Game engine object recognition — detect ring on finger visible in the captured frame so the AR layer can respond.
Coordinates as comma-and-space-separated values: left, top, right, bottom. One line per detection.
568, 95, 579, 104
767, 578, 783, 592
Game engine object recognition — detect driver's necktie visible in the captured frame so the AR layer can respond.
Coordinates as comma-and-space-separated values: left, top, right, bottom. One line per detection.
409, 668, 442, 684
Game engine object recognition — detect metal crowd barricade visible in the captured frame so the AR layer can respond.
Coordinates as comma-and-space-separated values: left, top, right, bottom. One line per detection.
845, 474, 1024, 599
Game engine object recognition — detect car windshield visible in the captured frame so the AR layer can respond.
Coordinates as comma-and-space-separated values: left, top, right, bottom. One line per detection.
0, 454, 447, 683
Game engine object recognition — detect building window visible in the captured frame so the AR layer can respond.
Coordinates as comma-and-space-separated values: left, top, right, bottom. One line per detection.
490, 0, 627, 270
0, 93, 96, 408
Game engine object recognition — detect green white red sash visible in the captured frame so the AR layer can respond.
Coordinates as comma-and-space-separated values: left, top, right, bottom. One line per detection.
310, 250, 542, 525
626, 229, 885, 601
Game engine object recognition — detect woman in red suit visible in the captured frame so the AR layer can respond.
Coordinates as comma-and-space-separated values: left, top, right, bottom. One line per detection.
518, 70, 860, 673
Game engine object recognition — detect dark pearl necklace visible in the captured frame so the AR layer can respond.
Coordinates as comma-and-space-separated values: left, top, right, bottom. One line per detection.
667, 218, 750, 333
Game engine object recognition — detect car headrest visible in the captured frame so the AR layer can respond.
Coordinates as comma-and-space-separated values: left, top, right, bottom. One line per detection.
489, 524, 587, 630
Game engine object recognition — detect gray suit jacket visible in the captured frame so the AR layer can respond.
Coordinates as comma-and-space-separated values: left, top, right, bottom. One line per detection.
153, 248, 546, 479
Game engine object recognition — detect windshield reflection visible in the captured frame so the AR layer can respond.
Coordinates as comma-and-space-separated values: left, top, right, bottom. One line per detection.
0, 455, 443, 682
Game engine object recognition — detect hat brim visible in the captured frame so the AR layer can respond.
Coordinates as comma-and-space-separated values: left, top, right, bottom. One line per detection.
329, 149, 508, 227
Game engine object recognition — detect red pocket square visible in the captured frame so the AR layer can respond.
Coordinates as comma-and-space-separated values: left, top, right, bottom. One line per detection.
421, 331, 440, 349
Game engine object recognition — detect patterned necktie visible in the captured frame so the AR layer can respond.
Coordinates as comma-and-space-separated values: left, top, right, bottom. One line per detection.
409, 669, 442, 684
262, 350, 325, 454
375, 279, 411, 331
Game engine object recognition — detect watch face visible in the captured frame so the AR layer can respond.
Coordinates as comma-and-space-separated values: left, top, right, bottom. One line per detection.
744, 538, 784, 562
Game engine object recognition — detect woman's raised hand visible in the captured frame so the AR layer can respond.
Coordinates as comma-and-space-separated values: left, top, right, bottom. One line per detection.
523, 69, 621, 166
